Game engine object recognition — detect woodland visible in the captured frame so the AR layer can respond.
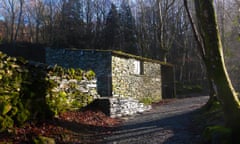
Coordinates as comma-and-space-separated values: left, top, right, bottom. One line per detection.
0, 0, 240, 143
0, 0, 240, 93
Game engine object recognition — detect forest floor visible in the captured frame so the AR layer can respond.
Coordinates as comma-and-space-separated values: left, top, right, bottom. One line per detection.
0, 96, 209, 144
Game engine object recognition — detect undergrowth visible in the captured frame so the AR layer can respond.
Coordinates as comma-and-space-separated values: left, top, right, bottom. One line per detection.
194, 100, 232, 144
0, 51, 95, 132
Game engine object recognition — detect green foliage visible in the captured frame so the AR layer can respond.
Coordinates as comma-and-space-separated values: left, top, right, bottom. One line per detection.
20, 65, 54, 120
85, 70, 95, 80
46, 66, 95, 115
46, 87, 94, 115
0, 51, 96, 132
73, 68, 83, 80
46, 91, 68, 116
0, 115, 14, 132
0, 102, 12, 115
139, 97, 153, 105
50, 66, 86, 80
52, 65, 64, 76
0, 52, 30, 131
16, 56, 28, 65
16, 108, 30, 125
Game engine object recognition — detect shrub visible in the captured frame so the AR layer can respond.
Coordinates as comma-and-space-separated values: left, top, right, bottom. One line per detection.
46, 67, 95, 115
0, 52, 30, 131
85, 70, 95, 80
0, 51, 96, 132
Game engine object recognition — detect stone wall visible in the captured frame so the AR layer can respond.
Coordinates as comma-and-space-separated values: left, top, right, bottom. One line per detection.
45, 48, 112, 96
112, 55, 162, 102
49, 75, 99, 111
93, 97, 151, 118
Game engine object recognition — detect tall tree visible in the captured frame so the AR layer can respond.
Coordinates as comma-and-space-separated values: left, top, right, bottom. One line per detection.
83, 0, 94, 49
30, 0, 45, 43
1, 0, 25, 42
92, 0, 109, 49
184, 0, 240, 137
119, 0, 138, 54
155, 0, 176, 60
135, 0, 150, 58
55, 0, 85, 48
104, 3, 121, 50
14, 0, 24, 42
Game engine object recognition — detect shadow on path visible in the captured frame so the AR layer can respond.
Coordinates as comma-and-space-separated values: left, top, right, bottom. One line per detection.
54, 96, 208, 144
99, 109, 201, 144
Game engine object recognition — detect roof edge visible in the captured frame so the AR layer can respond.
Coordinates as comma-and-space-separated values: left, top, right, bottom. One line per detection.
46, 48, 174, 67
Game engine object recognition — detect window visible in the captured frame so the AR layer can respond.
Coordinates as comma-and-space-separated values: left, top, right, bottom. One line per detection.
133, 60, 144, 75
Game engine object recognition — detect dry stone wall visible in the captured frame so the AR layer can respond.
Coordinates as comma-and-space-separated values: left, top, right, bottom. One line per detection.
109, 97, 152, 117
45, 48, 112, 96
112, 55, 162, 102
49, 76, 99, 108
93, 97, 151, 118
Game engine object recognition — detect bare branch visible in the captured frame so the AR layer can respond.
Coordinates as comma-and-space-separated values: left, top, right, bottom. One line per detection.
183, 0, 206, 59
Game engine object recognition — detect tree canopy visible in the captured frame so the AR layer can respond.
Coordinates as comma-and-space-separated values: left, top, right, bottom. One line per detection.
0, 0, 239, 96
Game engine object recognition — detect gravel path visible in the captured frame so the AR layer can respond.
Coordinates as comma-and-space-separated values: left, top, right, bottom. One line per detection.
99, 96, 209, 144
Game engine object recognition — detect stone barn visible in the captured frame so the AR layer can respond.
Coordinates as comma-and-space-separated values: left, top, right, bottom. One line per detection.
0, 46, 175, 117
45, 48, 175, 100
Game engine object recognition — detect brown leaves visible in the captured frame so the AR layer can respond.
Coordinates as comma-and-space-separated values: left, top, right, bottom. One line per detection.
0, 110, 121, 143
59, 110, 121, 127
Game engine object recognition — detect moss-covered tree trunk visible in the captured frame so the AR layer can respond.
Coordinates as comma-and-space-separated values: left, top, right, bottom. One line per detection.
192, 0, 240, 132
184, 0, 240, 135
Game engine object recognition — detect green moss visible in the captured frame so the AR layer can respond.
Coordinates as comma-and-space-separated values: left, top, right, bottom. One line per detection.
139, 97, 153, 105
64, 49, 172, 66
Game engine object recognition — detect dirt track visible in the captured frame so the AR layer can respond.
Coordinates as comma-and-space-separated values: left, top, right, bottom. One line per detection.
99, 96, 209, 144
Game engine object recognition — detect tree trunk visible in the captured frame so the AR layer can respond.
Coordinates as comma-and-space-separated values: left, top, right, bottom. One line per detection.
197, 0, 240, 130
184, 0, 217, 107
185, 0, 240, 134
205, 78, 218, 109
